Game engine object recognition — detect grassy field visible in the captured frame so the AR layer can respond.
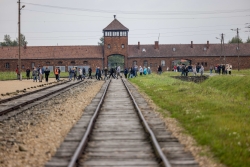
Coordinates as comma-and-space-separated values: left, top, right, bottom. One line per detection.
129, 72, 250, 167
0, 72, 69, 81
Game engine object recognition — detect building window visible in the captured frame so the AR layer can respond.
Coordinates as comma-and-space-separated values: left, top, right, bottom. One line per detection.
155, 63, 158, 67
46, 61, 50, 65
150, 63, 153, 67
121, 44, 125, 48
120, 31, 126, 36
83, 61, 88, 65
142, 48, 146, 52
22, 65, 25, 69
5, 63, 10, 69
31, 62, 35, 68
143, 60, 148, 67
108, 44, 111, 49
58, 61, 62, 65
71, 61, 75, 65
161, 60, 165, 66
133, 61, 137, 66
113, 31, 119, 36
173, 48, 176, 52
205, 62, 207, 67
201, 62, 204, 66
203, 47, 207, 51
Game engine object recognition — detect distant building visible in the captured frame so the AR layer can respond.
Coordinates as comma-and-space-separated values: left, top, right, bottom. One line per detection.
1, 17, 250, 72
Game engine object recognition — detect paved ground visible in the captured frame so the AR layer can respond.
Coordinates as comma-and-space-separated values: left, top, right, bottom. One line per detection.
0, 78, 59, 99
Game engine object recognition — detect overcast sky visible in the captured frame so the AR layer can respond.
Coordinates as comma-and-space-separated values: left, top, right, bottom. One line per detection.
0, 0, 250, 46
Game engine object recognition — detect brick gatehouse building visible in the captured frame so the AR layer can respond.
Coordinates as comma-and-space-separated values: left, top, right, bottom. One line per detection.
1, 17, 250, 72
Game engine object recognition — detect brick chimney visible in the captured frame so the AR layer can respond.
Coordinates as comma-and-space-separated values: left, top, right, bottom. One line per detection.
155, 41, 159, 49
207, 41, 209, 49
191, 41, 193, 48
138, 41, 140, 49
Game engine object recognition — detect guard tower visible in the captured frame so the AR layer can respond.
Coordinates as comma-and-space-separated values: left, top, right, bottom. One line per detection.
103, 15, 129, 70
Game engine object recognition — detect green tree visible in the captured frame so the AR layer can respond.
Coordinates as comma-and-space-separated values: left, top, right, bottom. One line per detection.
16, 33, 28, 46
98, 36, 104, 46
246, 36, 250, 43
0, 34, 27, 46
228, 36, 243, 44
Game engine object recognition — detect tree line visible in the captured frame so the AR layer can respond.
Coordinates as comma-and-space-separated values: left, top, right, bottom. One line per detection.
0, 34, 28, 46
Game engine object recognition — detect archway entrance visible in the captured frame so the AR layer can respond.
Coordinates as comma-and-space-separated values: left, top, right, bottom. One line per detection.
108, 54, 125, 71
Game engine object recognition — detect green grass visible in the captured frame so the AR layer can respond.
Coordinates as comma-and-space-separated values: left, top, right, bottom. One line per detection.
130, 73, 250, 167
0, 72, 70, 80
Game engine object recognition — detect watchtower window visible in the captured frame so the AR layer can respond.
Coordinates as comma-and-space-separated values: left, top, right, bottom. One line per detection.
120, 31, 127, 36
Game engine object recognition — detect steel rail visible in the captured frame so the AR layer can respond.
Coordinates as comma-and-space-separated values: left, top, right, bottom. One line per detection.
0, 80, 83, 116
0, 80, 70, 104
121, 78, 172, 167
67, 79, 111, 167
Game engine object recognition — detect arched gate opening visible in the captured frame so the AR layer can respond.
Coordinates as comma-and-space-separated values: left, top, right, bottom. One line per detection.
108, 54, 125, 71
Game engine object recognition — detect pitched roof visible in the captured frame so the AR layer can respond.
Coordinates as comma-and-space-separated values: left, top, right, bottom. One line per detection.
0, 45, 103, 59
128, 43, 250, 58
103, 19, 129, 31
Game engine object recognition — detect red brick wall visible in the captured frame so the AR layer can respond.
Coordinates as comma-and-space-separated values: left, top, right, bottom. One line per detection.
104, 36, 128, 67
127, 56, 250, 72
0, 58, 103, 72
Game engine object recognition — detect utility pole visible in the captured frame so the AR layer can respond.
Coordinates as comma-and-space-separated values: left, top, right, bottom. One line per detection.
231, 28, 240, 71
216, 35, 223, 64
18, 0, 25, 80
221, 33, 225, 64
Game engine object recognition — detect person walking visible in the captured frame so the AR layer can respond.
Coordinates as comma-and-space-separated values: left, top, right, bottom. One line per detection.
82, 67, 86, 79
78, 68, 83, 80
15, 65, 20, 80
209, 65, 213, 75
200, 65, 204, 76
44, 66, 50, 82
104, 67, 108, 81
192, 64, 197, 76
26, 67, 30, 80
116, 66, 121, 79
139, 66, 143, 76
38, 66, 44, 82
32, 67, 38, 82
54, 67, 59, 81
88, 67, 92, 79
148, 67, 151, 74
124, 68, 128, 78
157, 65, 162, 75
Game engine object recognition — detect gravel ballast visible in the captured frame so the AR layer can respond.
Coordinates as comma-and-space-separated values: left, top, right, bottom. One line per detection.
0, 80, 104, 167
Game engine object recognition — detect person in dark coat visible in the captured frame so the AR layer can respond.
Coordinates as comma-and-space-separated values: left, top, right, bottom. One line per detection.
124, 68, 128, 78
26, 67, 30, 80
44, 66, 50, 82
88, 67, 92, 79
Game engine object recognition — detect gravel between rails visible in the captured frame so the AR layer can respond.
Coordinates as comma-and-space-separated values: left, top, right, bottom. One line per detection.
0, 80, 104, 167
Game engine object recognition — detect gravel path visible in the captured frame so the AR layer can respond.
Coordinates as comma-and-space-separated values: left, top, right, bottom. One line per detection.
0, 80, 104, 167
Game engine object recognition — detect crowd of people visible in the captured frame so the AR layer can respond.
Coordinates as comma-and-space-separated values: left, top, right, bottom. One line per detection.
15, 63, 233, 82
172, 63, 233, 76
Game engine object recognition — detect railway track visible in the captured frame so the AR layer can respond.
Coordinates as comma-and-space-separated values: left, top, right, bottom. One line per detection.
0, 80, 84, 120
46, 79, 199, 167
